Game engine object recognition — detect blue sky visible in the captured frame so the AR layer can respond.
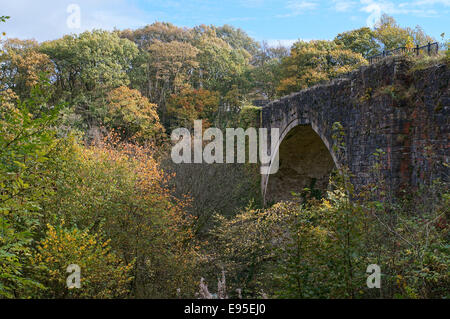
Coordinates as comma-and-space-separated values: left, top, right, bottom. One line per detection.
1, 0, 449, 46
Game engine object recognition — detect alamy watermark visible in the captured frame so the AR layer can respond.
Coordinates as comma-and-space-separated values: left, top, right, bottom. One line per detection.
366, 264, 381, 288
66, 4, 81, 29
171, 120, 279, 175
66, 264, 81, 289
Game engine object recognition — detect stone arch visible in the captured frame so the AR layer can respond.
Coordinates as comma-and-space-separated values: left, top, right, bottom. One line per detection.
261, 58, 448, 203
262, 120, 339, 205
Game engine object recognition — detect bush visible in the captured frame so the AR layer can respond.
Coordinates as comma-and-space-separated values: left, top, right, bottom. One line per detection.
238, 105, 261, 129
206, 173, 449, 298
30, 224, 133, 298
0, 83, 60, 297
100, 86, 165, 143
40, 134, 202, 298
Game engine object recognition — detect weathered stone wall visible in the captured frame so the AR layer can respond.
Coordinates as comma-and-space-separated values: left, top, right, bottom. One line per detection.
261, 57, 449, 202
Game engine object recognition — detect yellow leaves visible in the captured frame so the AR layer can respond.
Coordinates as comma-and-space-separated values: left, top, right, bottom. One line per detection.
405, 36, 415, 51
396, 274, 406, 288
32, 223, 133, 298
277, 39, 367, 95
322, 200, 332, 209
102, 239, 110, 247
38, 129, 196, 298
0, 39, 55, 94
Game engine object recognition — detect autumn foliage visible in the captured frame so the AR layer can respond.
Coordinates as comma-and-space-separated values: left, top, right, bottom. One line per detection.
166, 87, 219, 129
102, 86, 165, 142
31, 224, 134, 298
1, 14, 448, 299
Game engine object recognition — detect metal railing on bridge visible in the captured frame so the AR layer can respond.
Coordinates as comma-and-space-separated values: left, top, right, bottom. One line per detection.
367, 42, 439, 64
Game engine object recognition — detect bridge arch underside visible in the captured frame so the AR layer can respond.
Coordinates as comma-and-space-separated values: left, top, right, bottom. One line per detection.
265, 124, 336, 204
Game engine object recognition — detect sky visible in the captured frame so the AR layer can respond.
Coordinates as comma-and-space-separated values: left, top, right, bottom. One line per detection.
1, 0, 449, 46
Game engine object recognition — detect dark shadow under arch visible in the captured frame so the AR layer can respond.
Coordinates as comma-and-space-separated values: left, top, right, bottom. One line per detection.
264, 124, 336, 204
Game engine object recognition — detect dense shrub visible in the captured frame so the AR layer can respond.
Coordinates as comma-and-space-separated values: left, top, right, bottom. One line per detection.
30, 224, 133, 298
206, 173, 449, 299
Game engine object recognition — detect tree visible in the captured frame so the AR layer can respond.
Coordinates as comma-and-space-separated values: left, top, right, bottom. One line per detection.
334, 27, 380, 58
166, 87, 219, 129
40, 135, 201, 298
408, 25, 435, 46
206, 201, 293, 298
250, 41, 289, 99
374, 14, 408, 50
213, 24, 260, 56
192, 27, 251, 96
121, 23, 254, 129
39, 30, 139, 124
374, 14, 434, 51
163, 160, 261, 237
120, 22, 194, 50
223, 84, 244, 113
0, 82, 60, 297
208, 180, 449, 298
0, 39, 55, 99
100, 86, 164, 143
277, 40, 367, 95
119, 22, 198, 115
145, 40, 199, 116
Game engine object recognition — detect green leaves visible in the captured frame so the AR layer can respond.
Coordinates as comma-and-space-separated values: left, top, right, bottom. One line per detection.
39, 30, 139, 119
334, 27, 380, 58
277, 40, 367, 95
207, 165, 449, 299
0, 78, 61, 297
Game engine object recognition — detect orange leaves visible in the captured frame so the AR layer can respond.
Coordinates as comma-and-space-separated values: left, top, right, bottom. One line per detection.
43, 132, 200, 297
166, 87, 220, 129
75, 130, 194, 237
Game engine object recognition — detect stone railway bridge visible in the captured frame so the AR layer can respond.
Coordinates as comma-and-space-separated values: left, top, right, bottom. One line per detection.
261, 57, 449, 204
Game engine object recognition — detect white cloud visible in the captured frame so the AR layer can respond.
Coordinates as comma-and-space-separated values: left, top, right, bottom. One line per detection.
360, 0, 398, 15
2, 0, 448, 42
280, 0, 446, 21
398, 0, 449, 15
1, 0, 151, 42
360, 0, 395, 27
332, 0, 358, 12
277, 0, 318, 17
240, 0, 265, 8
265, 39, 300, 47
359, 0, 445, 27
403, 0, 450, 6
287, 0, 318, 11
